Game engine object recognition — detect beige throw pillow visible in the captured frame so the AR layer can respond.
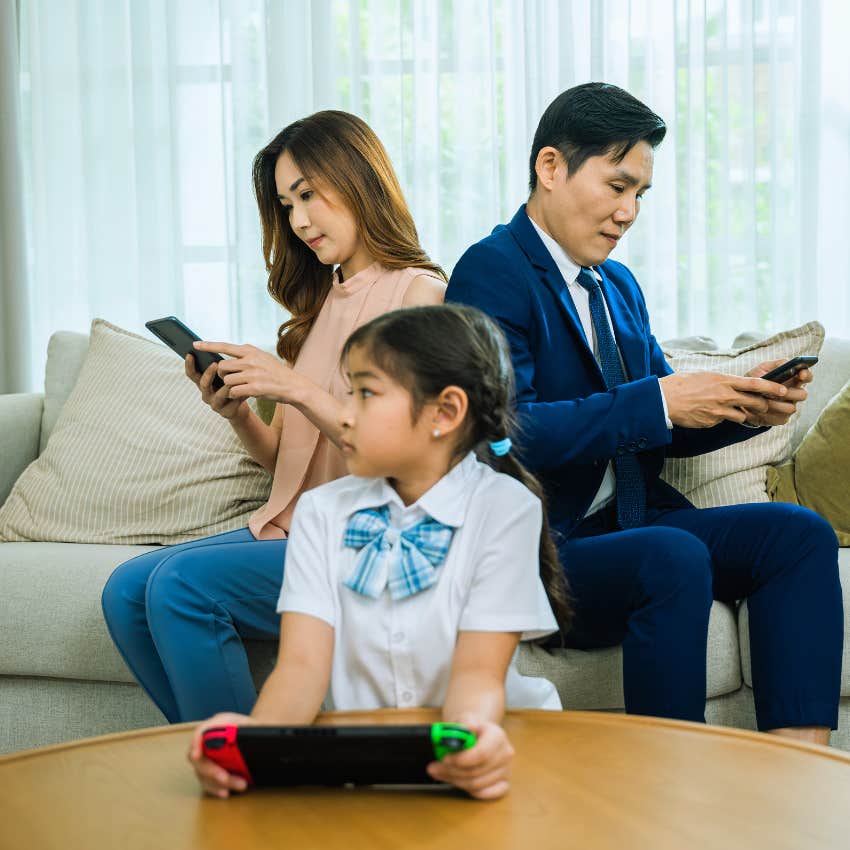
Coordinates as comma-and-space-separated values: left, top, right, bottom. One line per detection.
767, 378, 850, 545
660, 321, 825, 507
0, 319, 272, 544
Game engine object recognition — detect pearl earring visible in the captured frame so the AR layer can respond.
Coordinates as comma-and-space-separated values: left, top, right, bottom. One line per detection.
433, 429, 441, 438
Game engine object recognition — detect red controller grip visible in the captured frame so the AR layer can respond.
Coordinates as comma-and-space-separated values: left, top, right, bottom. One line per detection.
201, 724, 254, 784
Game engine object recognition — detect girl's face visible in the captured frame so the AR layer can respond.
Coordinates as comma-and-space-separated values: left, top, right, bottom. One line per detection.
274, 151, 373, 277
340, 345, 438, 481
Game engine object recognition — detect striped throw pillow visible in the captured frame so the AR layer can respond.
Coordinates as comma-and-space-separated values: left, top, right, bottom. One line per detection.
660, 322, 825, 507
0, 319, 272, 544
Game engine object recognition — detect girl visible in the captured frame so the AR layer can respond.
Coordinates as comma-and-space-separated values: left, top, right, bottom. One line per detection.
101, 111, 446, 723
189, 304, 572, 800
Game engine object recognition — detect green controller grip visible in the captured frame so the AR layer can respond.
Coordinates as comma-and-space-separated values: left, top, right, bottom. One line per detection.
431, 722, 476, 760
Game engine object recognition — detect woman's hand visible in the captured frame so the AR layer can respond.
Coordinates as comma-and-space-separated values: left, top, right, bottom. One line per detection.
185, 354, 247, 421
187, 712, 256, 798
193, 341, 309, 405
426, 719, 514, 800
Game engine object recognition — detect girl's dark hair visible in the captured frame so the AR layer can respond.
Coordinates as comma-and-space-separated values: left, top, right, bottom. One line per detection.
529, 82, 667, 191
253, 110, 447, 364
342, 304, 573, 636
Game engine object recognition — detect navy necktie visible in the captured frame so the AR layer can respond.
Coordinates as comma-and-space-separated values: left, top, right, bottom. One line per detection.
575, 267, 646, 529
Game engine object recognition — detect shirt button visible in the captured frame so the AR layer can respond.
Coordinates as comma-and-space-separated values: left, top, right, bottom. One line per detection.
383, 528, 399, 545
401, 691, 414, 704
393, 631, 405, 643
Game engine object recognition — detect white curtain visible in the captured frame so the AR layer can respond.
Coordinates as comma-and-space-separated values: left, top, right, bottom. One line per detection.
15, 0, 850, 390
1, 0, 31, 393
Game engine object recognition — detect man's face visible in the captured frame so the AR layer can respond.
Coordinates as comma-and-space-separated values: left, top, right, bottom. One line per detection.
534, 140, 654, 267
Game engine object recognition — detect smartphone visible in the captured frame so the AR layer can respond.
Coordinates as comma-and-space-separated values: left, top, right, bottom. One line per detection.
760, 355, 818, 384
145, 316, 224, 390
201, 723, 475, 787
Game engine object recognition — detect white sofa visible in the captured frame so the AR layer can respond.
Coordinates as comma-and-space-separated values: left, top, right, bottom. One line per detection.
1, 330, 848, 754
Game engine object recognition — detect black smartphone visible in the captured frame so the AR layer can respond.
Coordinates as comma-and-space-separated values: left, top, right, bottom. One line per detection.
760, 355, 818, 384
145, 316, 224, 390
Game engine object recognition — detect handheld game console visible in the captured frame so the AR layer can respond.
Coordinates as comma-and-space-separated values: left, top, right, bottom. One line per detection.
201, 722, 476, 787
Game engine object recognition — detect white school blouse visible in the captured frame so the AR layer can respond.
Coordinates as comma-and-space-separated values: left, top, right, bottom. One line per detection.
277, 452, 561, 712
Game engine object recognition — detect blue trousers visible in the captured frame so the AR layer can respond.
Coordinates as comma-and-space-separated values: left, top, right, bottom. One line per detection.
101, 528, 286, 722
558, 501, 843, 730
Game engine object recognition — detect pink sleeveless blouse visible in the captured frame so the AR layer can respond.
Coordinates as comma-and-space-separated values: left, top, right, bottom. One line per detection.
248, 262, 435, 540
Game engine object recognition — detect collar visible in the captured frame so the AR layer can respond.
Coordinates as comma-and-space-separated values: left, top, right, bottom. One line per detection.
332, 260, 384, 297
527, 215, 583, 287
346, 452, 480, 528
506, 204, 558, 273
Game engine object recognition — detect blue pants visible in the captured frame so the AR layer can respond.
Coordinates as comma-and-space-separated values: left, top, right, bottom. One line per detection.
101, 528, 286, 723
558, 501, 843, 730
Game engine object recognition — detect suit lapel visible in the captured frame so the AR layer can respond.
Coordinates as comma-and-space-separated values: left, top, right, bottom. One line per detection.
506, 207, 602, 379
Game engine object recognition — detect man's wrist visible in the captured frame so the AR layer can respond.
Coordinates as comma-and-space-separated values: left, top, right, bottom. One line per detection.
657, 377, 674, 430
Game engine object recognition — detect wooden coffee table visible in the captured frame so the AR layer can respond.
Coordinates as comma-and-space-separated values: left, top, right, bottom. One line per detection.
3, 709, 850, 849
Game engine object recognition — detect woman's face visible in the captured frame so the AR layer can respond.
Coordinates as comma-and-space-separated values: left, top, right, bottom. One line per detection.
274, 151, 372, 277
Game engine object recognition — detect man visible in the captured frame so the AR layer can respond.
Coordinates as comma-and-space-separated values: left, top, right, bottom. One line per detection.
446, 82, 842, 743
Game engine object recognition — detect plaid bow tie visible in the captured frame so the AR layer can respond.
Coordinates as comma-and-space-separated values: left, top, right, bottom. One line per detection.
343, 505, 455, 600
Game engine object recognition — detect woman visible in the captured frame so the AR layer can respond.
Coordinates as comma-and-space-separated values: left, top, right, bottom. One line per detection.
101, 110, 446, 722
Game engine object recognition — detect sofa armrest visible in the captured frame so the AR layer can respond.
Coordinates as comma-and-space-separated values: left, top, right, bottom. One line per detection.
0, 393, 43, 506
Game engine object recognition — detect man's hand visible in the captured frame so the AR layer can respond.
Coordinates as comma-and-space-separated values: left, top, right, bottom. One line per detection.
659, 371, 791, 428
426, 719, 514, 800
741, 359, 812, 426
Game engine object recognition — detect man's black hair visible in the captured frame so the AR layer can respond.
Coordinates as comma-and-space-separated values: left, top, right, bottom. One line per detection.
528, 82, 666, 192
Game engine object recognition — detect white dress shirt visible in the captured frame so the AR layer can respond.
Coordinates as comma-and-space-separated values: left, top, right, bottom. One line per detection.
528, 216, 671, 518
278, 452, 561, 711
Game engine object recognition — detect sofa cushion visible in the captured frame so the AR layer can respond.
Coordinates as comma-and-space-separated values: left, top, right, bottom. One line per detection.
0, 393, 42, 506
661, 322, 825, 508
0, 676, 166, 754
768, 378, 850, 546
40, 331, 90, 454
516, 600, 741, 709
0, 319, 273, 544
0, 542, 157, 682
791, 337, 850, 450
738, 547, 850, 698
0, 536, 742, 703
0, 540, 279, 688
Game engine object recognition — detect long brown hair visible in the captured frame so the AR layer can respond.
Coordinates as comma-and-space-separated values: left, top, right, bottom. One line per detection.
253, 110, 446, 364
342, 305, 573, 638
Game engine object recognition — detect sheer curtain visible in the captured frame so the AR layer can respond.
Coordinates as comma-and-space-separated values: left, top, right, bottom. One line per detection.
1, 0, 30, 393
15, 0, 850, 390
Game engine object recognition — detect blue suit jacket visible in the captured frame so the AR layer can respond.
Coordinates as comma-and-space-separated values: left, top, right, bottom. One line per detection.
446, 205, 764, 538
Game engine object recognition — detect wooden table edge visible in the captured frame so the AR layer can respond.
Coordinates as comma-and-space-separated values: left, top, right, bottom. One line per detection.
3, 708, 848, 766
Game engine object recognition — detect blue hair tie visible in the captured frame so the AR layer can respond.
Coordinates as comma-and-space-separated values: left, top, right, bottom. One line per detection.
489, 438, 512, 457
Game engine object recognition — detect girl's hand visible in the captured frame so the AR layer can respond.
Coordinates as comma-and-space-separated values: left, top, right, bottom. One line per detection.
194, 341, 307, 405
185, 354, 248, 421
426, 720, 514, 800
187, 712, 257, 798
